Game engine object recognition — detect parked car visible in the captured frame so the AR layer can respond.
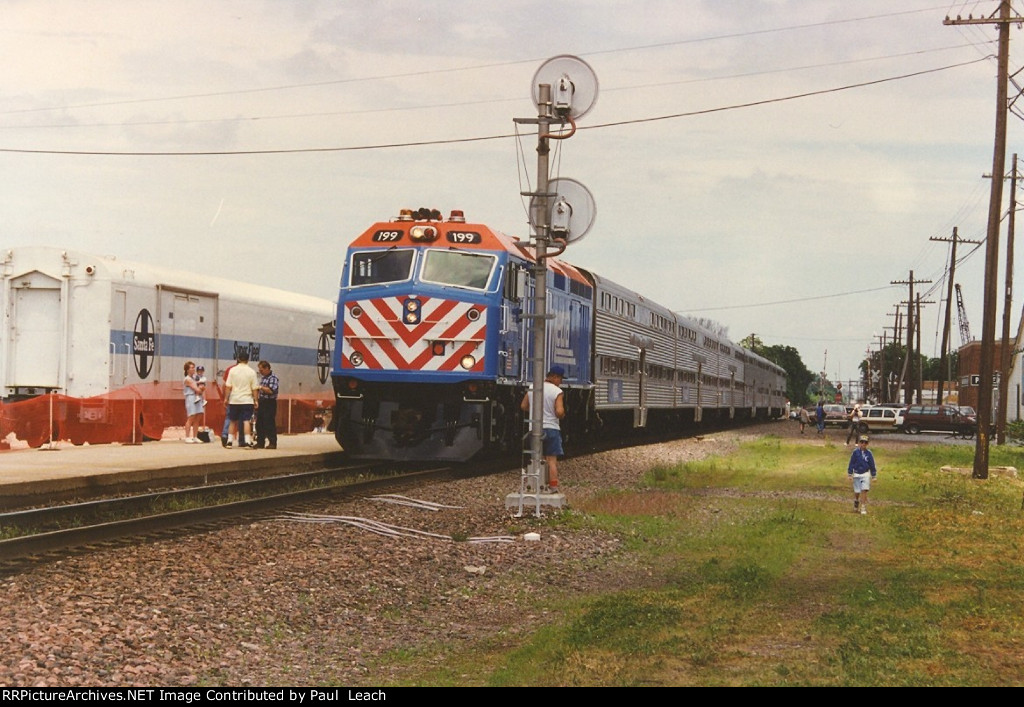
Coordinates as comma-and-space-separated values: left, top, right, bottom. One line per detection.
856, 406, 900, 434
896, 404, 976, 437
823, 404, 849, 427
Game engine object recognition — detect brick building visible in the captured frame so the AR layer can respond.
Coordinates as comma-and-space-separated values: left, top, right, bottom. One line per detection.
957, 339, 1008, 411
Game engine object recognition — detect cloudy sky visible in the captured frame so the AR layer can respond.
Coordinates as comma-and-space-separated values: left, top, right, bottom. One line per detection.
2, 0, 1021, 391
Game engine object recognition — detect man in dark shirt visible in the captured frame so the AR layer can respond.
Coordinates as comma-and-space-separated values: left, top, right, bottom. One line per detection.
255, 360, 280, 449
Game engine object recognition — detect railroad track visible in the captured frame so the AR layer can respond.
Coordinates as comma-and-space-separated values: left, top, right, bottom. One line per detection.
0, 420, 782, 573
0, 463, 454, 571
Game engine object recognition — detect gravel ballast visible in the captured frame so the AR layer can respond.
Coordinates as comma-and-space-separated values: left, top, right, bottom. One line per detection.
0, 422, 796, 686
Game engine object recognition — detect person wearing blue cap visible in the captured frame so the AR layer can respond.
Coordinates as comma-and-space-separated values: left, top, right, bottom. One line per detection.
521, 365, 566, 492
847, 435, 877, 515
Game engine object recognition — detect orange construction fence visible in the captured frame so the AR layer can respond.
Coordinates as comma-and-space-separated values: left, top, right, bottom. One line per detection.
0, 382, 332, 449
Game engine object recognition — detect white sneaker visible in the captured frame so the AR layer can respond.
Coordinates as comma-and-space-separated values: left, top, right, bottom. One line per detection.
860, 508, 867, 515
184, 437, 194, 444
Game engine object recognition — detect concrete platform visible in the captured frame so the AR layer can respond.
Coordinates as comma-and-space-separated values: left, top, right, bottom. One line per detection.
0, 433, 346, 510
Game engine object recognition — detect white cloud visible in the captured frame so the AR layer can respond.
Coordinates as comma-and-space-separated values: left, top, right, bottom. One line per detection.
0, 0, 1016, 383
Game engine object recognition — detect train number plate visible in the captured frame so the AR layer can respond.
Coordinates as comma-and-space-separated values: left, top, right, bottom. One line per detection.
446, 231, 482, 244
372, 229, 404, 242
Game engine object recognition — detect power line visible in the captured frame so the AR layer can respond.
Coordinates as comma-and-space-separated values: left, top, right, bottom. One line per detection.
581, 57, 989, 131
0, 57, 988, 157
1, 43, 986, 132
682, 285, 899, 314
0, 3, 954, 117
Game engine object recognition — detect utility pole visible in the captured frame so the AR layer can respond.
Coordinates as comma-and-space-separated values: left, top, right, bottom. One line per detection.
874, 333, 887, 403
886, 310, 903, 404
883, 318, 900, 402
946, 2, 1019, 478
931, 227, 982, 404
998, 153, 1018, 443
892, 271, 932, 405
917, 296, 927, 403
914, 295, 935, 403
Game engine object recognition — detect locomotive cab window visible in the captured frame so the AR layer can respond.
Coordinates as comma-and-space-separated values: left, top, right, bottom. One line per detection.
348, 249, 415, 287
420, 250, 496, 290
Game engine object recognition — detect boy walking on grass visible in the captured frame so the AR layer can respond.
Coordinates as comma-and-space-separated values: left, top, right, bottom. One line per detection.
848, 434, 877, 515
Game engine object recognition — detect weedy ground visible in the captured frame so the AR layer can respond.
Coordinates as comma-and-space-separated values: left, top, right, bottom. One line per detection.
389, 436, 1024, 686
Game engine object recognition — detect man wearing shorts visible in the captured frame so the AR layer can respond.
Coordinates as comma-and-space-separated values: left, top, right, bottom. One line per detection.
521, 365, 566, 493
224, 350, 259, 448
847, 434, 878, 515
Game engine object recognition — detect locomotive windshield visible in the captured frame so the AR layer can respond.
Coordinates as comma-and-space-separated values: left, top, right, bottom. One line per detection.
348, 249, 414, 287
420, 250, 496, 290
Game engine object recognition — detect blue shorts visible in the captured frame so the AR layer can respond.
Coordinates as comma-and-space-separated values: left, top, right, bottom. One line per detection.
184, 398, 204, 416
542, 428, 563, 457
228, 404, 254, 423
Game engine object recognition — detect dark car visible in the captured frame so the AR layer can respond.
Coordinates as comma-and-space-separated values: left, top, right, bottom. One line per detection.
897, 404, 976, 437
823, 404, 848, 427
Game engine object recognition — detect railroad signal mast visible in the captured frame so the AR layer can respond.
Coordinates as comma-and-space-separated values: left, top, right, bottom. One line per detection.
509, 56, 598, 517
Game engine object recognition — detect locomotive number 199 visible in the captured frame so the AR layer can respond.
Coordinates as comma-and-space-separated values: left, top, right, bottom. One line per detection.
446, 231, 482, 244
372, 230, 403, 242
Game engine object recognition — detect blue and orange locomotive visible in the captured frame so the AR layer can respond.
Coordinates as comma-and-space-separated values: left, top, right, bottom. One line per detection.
331, 208, 786, 460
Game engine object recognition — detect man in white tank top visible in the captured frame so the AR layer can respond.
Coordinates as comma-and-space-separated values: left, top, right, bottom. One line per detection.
521, 365, 566, 493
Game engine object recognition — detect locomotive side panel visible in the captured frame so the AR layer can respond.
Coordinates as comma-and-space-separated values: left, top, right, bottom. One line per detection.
542, 269, 593, 386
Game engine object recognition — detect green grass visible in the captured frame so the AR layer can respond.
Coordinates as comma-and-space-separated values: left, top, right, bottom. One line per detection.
384, 436, 1024, 686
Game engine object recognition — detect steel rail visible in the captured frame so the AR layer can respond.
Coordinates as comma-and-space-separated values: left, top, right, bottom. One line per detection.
0, 462, 388, 530
0, 466, 452, 565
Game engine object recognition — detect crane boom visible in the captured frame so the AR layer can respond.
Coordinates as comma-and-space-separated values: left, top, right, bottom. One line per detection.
955, 283, 972, 346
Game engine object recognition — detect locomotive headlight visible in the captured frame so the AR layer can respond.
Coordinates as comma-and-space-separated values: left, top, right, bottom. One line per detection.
409, 225, 438, 242
403, 298, 421, 324
466, 308, 481, 322
460, 354, 476, 370
350, 305, 363, 318
349, 352, 364, 367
